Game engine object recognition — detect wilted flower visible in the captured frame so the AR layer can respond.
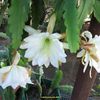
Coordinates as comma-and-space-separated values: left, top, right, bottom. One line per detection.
20, 26, 67, 68
77, 31, 100, 77
0, 52, 32, 89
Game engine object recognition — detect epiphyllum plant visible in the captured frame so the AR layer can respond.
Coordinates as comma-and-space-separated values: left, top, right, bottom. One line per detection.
20, 26, 67, 68
0, 52, 32, 89
77, 31, 100, 77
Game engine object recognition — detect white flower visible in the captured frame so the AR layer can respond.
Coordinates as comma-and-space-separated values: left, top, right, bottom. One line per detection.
77, 31, 100, 77
20, 26, 67, 68
0, 52, 32, 89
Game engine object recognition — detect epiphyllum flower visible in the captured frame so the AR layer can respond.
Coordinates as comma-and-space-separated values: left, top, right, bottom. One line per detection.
77, 31, 100, 77
0, 52, 32, 89
20, 26, 67, 68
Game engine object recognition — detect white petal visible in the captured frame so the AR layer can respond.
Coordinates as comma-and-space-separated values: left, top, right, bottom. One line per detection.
21, 31, 67, 68
83, 59, 89, 73
95, 62, 100, 73
0, 65, 32, 89
23, 34, 41, 42
20, 42, 34, 49
83, 53, 89, 72
90, 59, 100, 73
32, 60, 38, 66
50, 55, 59, 68
82, 31, 92, 40
50, 33, 62, 39
63, 43, 69, 49
89, 67, 92, 78
77, 49, 85, 58
59, 57, 66, 63
24, 25, 40, 35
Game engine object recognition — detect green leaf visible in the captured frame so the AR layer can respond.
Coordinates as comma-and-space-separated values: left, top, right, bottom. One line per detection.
53, 0, 66, 32
78, 0, 95, 29
94, 0, 100, 22
63, 0, 80, 53
59, 85, 73, 94
51, 70, 63, 89
31, 0, 45, 29
53, 0, 64, 21
18, 89, 26, 100
8, 0, 30, 49
3, 88, 15, 100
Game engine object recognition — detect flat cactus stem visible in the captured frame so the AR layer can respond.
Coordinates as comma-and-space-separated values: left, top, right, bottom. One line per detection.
71, 16, 100, 100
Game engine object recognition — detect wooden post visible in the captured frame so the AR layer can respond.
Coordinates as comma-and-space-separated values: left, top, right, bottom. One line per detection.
71, 16, 100, 100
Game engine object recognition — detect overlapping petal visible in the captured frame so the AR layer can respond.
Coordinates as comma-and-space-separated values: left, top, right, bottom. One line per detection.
0, 65, 32, 89
20, 26, 67, 68
0, 52, 32, 89
77, 31, 100, 77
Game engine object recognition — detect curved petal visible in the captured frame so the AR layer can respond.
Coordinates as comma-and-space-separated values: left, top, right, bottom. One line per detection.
24, 25, 40, 35
12, 52, 20, 65
77, 49, 85, 58
50, 33, 62, 39
81, 31, 92, 41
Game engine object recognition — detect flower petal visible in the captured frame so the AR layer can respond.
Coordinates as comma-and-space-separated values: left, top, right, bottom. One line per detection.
77, 49, 85, 58
24, 25, 40, 35
81, 31, 92, 41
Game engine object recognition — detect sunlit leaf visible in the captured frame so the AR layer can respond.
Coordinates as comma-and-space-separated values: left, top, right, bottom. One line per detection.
63, 0, 80, 53
51, 70, 63, 89
78, 0, 95, 29
8, 0, 30, 49
53, 0, 64, 21
94, 0, 100, 22
3, 88, 15, 100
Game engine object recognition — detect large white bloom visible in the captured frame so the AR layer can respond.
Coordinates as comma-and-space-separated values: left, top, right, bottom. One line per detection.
77, 31, 100, 77
20, 26, 67, 68
0, 52, 32, 89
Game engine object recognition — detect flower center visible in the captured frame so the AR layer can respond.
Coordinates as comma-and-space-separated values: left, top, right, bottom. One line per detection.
41, 37, 52, 54
45, 37, 51, 45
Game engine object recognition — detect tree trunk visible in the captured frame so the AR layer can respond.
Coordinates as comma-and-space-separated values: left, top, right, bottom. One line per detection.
71, 16, 100, 100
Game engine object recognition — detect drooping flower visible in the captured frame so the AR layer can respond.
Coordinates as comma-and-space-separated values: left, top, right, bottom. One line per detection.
20, 26, 67, 68
0, 52, 32, 89
77, 31, 100, 77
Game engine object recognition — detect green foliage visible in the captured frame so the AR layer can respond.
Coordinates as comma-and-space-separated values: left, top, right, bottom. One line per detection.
31, 0, 45, 29
17, 89, 26, 100
78, 0, 95, 29
0, 0, 8, 26
63, 0, 80, 53
59, 85, 73, 94
94, 0, 100, 22
8, 0, 30, 49
51, 70, 63, 89
1, 88, 15, 100
53, 0, 66, 32
53, 0, 64, 21
0, 32, 9, 39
